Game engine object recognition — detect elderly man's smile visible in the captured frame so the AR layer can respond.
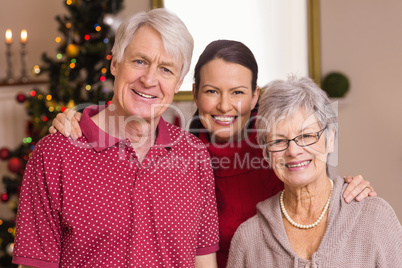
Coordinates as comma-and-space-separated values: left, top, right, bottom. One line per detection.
132, 89, 157, 99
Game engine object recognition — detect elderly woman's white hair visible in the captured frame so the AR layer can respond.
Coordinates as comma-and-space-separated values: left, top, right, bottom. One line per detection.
111, 8, 194, 81
256, 75, 338, 165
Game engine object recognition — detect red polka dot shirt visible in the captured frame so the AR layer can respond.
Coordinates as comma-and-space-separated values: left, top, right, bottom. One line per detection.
13, 106, 219, 268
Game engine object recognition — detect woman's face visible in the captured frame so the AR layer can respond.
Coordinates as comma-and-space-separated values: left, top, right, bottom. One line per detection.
193, 58, 259, 143
267, 108, 334, 188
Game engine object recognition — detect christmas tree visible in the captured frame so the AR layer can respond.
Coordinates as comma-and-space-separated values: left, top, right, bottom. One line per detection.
0, 0, 123, 266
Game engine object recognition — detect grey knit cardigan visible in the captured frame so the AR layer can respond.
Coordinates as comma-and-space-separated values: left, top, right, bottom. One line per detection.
227, 176, 402, 268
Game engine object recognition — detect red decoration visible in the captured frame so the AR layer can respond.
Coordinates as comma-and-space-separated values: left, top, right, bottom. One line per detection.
16, 93, 26, 103
1, 192, 9, 202
8, 157, 24, 174
26, 120, 39, 137
0, 147, 11, 160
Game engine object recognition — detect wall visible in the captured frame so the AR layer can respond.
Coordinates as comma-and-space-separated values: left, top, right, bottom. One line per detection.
321, 0, 402, 221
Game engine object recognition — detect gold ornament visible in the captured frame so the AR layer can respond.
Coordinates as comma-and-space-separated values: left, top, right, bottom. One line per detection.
32, 65, 41, 76
6, 242, 14, 256
66, 99, 76, 109
45, 99, 57, 109
8, 199, 18, 211
66, 44, 79, 58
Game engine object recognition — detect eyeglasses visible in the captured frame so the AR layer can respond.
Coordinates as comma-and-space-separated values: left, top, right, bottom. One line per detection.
265, 127, 327, 152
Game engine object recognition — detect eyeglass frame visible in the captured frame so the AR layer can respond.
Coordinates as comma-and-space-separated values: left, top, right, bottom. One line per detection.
264, 126, 327, 152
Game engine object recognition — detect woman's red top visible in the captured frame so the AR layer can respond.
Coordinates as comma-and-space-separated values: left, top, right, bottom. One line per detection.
198, 121, 284, 268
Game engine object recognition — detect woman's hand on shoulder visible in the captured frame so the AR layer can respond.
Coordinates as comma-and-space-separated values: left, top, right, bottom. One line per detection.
342, 175, 377, 203
48, 108, 83, 140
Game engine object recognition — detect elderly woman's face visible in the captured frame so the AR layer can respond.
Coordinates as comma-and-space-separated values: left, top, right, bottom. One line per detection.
267, 108, 334, 187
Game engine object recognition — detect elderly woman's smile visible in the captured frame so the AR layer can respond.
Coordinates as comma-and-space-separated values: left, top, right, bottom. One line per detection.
285, 160, 312, 169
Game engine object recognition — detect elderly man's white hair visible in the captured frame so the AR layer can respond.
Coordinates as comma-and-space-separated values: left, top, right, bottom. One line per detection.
111, 8, 194, 82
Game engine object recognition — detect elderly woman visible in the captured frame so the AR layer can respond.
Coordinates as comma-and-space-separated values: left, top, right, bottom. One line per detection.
227, 76, 402, 267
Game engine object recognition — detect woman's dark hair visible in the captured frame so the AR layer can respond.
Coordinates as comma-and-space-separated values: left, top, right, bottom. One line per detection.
189, 40, 259, 137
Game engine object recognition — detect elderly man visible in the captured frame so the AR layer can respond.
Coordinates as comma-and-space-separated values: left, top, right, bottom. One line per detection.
12, 9, 219, 268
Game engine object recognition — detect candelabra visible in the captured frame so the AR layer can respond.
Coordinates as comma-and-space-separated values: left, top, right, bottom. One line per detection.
19, 42, 29, 83
3, 43, 15, 84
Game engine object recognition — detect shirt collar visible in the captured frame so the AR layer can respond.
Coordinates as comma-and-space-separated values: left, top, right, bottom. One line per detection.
80, 105, 172, 152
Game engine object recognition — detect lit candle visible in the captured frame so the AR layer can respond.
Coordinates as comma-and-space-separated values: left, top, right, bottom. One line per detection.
5, 29, 12, 44
21, 29, 27, 44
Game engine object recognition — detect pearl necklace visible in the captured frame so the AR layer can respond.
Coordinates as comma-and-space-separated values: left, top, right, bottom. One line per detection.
280, 179, 334, 229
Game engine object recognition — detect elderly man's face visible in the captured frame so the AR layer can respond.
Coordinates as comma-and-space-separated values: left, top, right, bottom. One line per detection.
110, 25, 184, 122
